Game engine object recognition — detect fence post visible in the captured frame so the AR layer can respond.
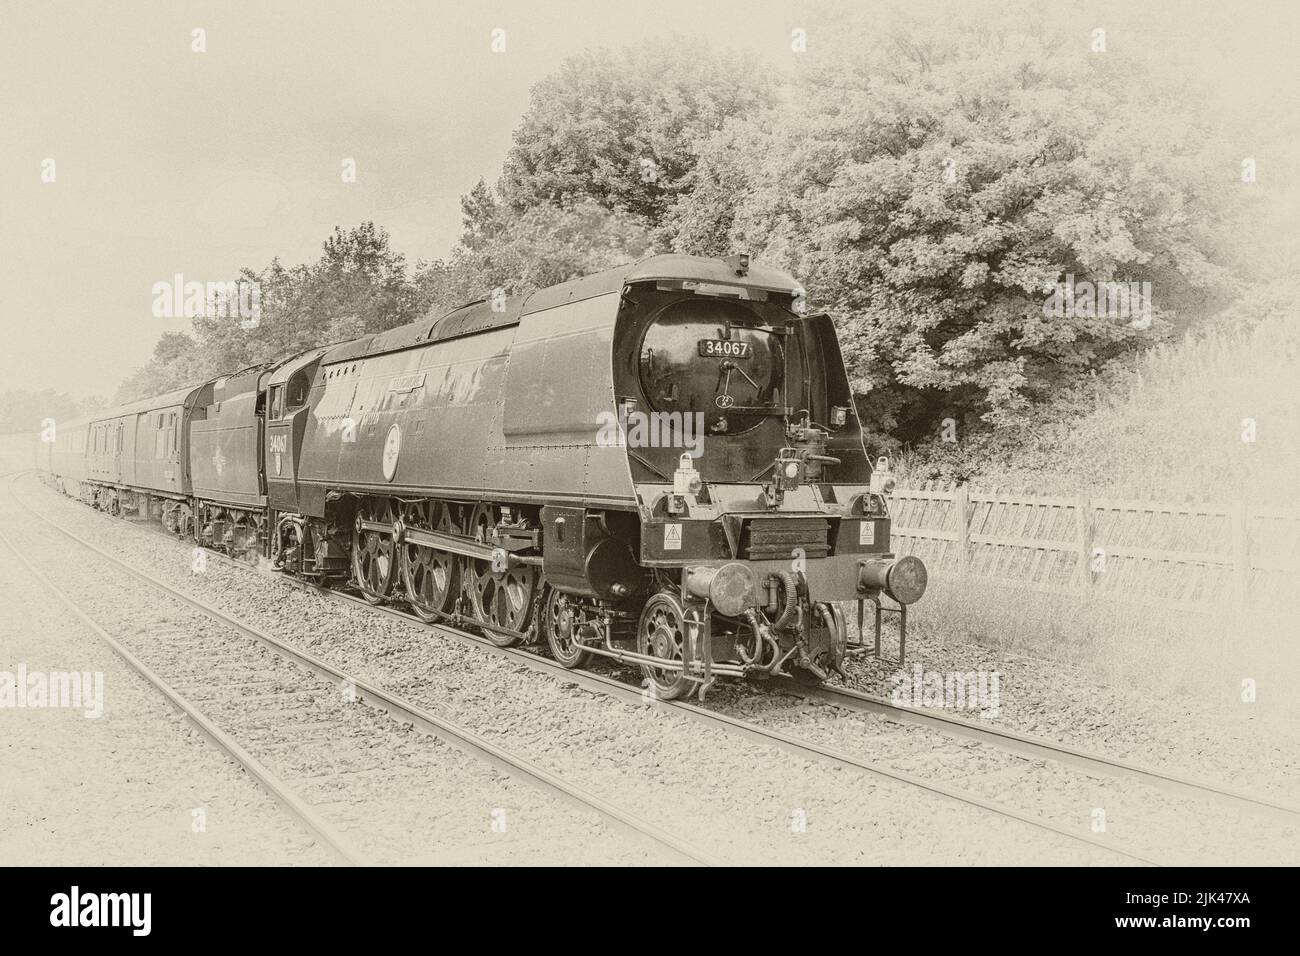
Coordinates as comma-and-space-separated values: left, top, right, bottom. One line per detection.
1231, 500, 1249, 610
1077, 495, 1093, 592
954, 483, 970, 577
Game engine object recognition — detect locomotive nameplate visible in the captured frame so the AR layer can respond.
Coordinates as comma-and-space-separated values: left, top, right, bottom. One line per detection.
382, 424, 401, 482
388, 372, 426, 393
698, 339, 751, 358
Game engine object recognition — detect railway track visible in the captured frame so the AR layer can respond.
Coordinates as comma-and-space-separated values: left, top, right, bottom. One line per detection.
292, 584, 1300, 866
3, 474, 718, 866
784, 681, 1300, 826
10, 474, 1193, 866
0, 520, 369, 866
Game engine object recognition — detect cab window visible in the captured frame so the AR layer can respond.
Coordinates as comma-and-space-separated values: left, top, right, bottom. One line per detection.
286, 371, 309, 411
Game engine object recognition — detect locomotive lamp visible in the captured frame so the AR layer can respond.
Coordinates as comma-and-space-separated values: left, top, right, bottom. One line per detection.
669, 453, 703, 516
673, 453, 703, 496
775, 455, 805, 492
722, 253, 750, 277
868, 456, 897, 496
763, 454, 803, 509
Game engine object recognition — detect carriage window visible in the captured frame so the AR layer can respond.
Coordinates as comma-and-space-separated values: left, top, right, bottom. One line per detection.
154, 414, 168, 459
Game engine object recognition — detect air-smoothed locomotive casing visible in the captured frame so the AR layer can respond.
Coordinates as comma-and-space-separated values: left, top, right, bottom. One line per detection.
289, 270, 645, 512
271, 253, 895, 605
287, 256, 846, 507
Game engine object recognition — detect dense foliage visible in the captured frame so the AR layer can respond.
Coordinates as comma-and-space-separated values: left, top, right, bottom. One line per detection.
116, 10, 1251, 469
670, 34, 1238, 444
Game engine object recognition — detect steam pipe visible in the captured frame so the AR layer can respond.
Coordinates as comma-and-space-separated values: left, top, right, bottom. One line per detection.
772, 570, 798, 631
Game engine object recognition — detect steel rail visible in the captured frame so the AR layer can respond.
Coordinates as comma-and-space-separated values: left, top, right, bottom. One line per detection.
0, 521, 370, 867
22, 471, 1299, 854
63, 488, 1163, 865
308, 586, 1170, 864
29, 472, 1290, 862
7, 476, 720, 867
29, 463, 1290, 823
783, 681, 1300, 825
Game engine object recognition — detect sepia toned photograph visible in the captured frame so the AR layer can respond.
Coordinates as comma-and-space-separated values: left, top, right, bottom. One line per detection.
0, 0, 1296, 911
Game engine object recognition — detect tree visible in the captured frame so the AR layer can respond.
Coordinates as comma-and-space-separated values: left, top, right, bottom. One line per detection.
119, 223, 426, 402
115, 332, 208, 403
413, 191, 654, 320
497, 36, 775, 231
667, 17, 1238, 446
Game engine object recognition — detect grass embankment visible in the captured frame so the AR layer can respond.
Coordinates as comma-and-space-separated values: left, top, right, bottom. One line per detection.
890, 309, 1300, 696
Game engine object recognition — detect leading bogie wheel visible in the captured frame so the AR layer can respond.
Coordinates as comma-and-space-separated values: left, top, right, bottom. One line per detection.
636, 591, 695, 701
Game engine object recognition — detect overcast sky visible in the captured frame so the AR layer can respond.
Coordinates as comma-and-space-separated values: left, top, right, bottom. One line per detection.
1, 0, 1295, 400
0, 0, 796, 399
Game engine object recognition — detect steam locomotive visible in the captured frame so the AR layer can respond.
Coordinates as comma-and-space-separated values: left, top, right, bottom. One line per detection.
42, 253, 926, 699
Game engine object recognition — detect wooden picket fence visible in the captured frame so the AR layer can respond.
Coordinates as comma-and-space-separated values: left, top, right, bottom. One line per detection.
889, 482, 1300, 613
